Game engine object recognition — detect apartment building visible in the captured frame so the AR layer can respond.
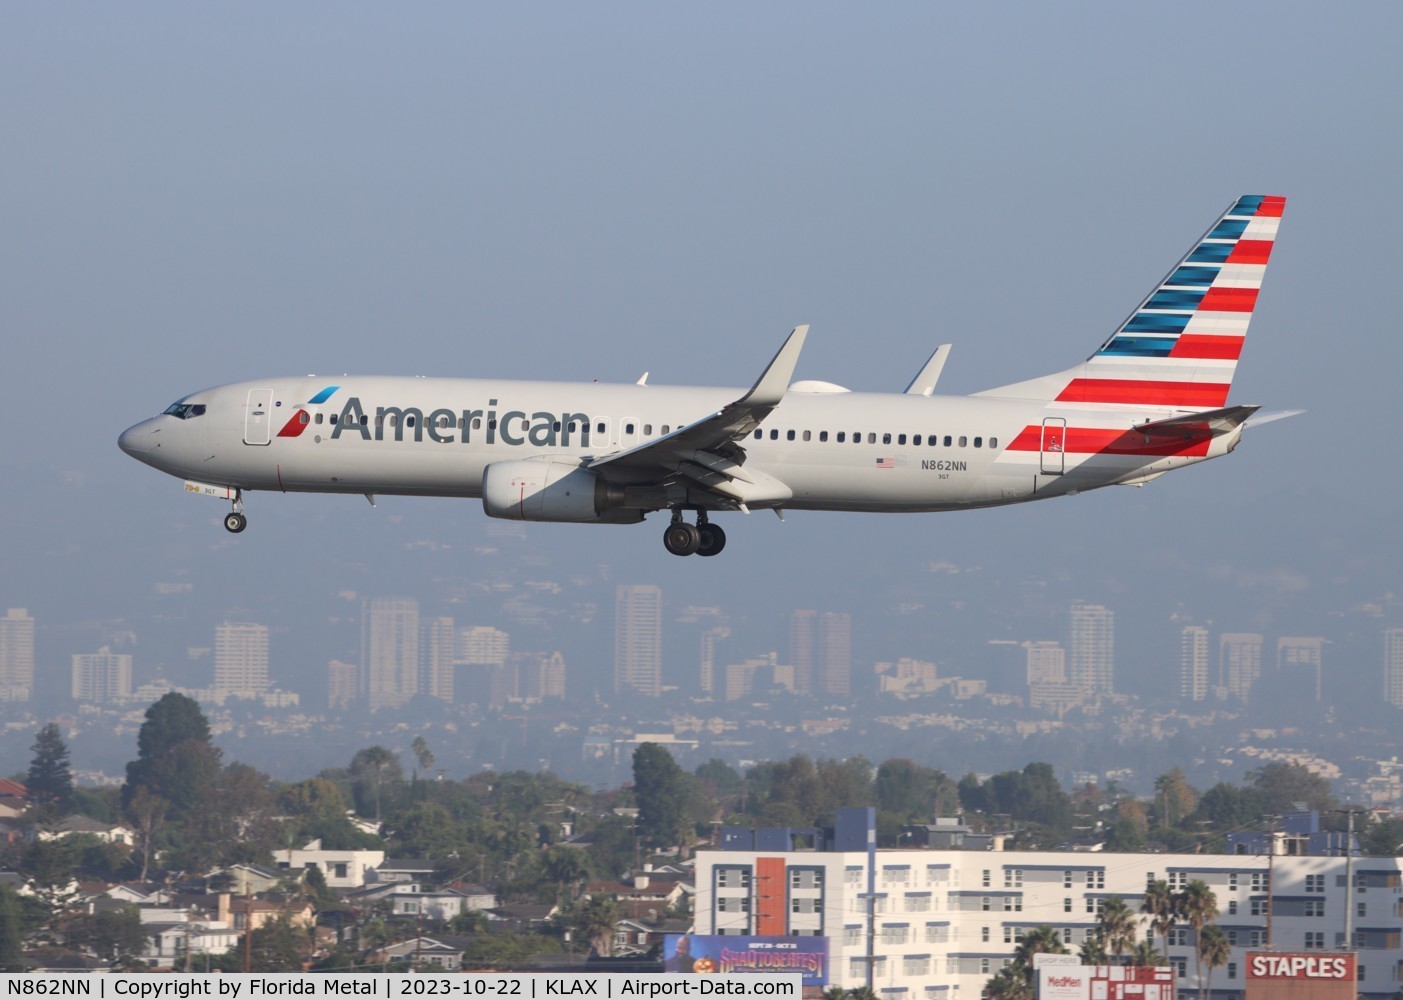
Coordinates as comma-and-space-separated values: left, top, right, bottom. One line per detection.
693, 809, 1403, 1000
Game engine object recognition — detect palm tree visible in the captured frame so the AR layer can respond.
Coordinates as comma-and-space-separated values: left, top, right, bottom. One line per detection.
1078, 934, 1108, 965
1197, 925, 1231, 1000
1014, 925, 1069, 984
1097, 896, 1138, 964
983, 965, 1032, 1000
1178, 880, 1218, 998
1142, 879, 1178, 958
1131, 939, 1165, 967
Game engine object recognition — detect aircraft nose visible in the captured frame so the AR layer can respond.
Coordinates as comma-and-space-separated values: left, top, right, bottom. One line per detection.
118, 419, 159, 456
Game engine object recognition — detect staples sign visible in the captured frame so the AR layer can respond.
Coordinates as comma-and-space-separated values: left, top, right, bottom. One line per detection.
1247, 952, 1356, 980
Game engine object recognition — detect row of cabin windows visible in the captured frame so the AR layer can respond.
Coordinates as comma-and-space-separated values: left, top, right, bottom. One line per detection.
302, 410, 999, 450
754, 428, 998, 448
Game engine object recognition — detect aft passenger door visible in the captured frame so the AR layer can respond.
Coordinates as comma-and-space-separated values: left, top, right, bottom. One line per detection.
1040, 417, 1066, 475
244, 388, 274, 445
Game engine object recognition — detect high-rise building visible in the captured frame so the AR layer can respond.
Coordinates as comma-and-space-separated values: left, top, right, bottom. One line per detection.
71, 646, 132, 702
1277, 636, 1324, 702
0, 608, 35, 702
1385, 629, 1403, 709
1220, 632, 1263, 703
1180, 626, 1210, 702
214, 622, 270, 697
458, 626, 510, 667
425, 617, 458, 702
788, 610, 818, 695
327, 660, 357, 710
818, 612, 852, 697
1068, 604, 1115, 694
615, 585, 663, 697
1023, 641, 1067, 685
699, 624, 731, 695
362, 597, 419, 711
518, 651, 566, 702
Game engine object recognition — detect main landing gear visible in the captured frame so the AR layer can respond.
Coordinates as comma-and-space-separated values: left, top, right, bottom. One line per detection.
223, 493, 247, 534
663, 510, 726, 557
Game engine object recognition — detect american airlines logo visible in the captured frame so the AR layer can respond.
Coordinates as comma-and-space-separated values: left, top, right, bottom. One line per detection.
326, 396, 595, 448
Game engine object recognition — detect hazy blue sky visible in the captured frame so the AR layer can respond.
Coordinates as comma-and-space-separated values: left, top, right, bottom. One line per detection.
3, 4, 1402, 734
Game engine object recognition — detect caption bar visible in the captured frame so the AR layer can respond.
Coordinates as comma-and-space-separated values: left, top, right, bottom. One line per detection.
0, 975, 801, 1000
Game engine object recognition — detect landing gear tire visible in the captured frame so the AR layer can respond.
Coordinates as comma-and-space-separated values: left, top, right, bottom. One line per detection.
663, 522, 701, 556
224, 512, 247, 534
696, 523, 726, 557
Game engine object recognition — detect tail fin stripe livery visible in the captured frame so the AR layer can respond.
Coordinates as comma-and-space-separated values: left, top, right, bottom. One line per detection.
1057, 378, 1230, 408
1005, 424, 1212, 458
1070, 194, 1283, 406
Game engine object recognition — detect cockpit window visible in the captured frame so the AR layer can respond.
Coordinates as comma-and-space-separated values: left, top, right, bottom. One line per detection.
163, 402, 207, 419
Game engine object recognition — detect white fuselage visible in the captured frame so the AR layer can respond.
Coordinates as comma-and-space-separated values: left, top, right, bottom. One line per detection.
117, 374, 1236, 515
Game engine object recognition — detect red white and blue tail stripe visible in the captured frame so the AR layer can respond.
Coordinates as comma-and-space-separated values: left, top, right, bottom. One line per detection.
978, 196, 1283, 409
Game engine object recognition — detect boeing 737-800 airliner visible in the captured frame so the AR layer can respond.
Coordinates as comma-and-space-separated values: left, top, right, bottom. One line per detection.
119, 196, 1286, 557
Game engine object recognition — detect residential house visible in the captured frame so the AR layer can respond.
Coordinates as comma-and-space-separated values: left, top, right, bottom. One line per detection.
35, 815, 135, 846
369, 935, 473, 970
271, 839, 385, 890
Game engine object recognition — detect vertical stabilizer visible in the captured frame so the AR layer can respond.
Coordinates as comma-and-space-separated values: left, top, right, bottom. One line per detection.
977, 196, 1285, 407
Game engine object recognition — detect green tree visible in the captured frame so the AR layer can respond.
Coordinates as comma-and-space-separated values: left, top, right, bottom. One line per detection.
1013, 925, 1067, 984
1247, 762, 1336, 814
125, 786, 168, 882
1130, 939, 1165, 966
983, 964, 1031, 1000
875, 759, 959, 823
1096, 896, 1137, 964
1178, 880, 1218, 995
1078, 934, 1107, 964
1153, 768, 1198, 828
694, 759, 742, 801
26, 724, 73, 814
122, 693, 220, 816
1362, 814, 1403, 857
1191, 782, 1258, 831
633, 743, 690, 851
1197, 925, 1230, 1000
245, 915, 305, 971
70, 904, 148, 960
1141, 880, 1178, 958
348, 746, 402, 822
0, 885, 28, 971
569, 895, 619, 957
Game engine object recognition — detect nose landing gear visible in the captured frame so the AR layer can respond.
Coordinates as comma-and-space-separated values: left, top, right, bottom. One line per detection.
223, 493, 247, 534
662, 510, 726, 557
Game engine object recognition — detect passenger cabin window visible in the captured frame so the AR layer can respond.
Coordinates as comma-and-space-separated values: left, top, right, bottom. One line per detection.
625, 423, 635, 434
596, 422, 606, 434
330, 414, 338, 424
473, 418, 482, 430
943, 435, 952, 446
898, 434, 907, 445
298, 412, 309, 425
314, 413, 323, 424
803, 430, 811, 441
958, 435, 967, 447
883, 433, 892, 445
787, 430, 796, 441
819, 431, 828, 442
990, 437, 998, 448
662, 425, 670, 434
770, 429, 779, 440
643, 424, 653, 435
867, 432, 876, 444
913, 434, 921, 445
836, 432, 845, 442
754, 430, 763, 439
974, 436, 982, 448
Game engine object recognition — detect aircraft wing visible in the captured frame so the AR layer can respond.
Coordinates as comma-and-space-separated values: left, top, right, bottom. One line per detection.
1134, 404, 1260, 437
587, 325, 808, 506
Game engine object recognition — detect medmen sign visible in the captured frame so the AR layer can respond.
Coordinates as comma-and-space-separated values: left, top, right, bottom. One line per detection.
1245, 951, 1356, 1000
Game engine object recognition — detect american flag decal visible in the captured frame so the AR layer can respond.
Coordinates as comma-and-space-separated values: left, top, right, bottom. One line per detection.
875, 457, 894, 469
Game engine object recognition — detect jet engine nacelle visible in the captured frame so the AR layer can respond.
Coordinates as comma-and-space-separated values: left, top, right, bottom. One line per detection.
482, 459, 636, 523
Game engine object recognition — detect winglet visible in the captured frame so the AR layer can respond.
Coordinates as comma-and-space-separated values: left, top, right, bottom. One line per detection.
904, 344, 951, 395
739, 325, 809, 407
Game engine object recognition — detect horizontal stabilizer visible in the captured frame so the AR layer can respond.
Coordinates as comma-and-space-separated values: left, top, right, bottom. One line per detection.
1244, 408, 1305, 428
1135, 404, 1259, 437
